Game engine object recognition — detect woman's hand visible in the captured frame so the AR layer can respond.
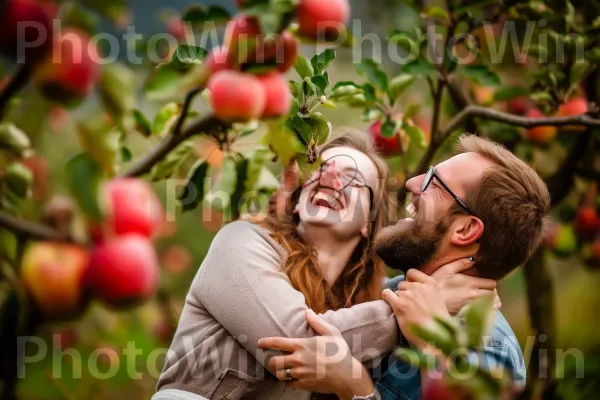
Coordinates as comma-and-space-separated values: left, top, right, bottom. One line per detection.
258, 309, 375, 400
424, 258, 500, 315
267, 160, 299, 220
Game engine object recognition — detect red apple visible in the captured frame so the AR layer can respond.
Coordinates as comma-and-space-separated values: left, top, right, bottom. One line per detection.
574, 206, 600, 241
52, 326, 79, 351
21, 242, 90, 321
205, 46, 235, 74
33, 28, 101, 106
369, 120, 402, 157
250, 30, 298, 73
258, 72, 292, 118
86, 234, 159, 309
558, 97, 588, 132
506, 97, 529, 115
583, 238, 600, 270
224, 15, 262, 50
161, 245, 191, 274
166, 17, 186, 42
423, 377, 469, 400
100, 178, 164, 240
208, 70, 266, 122
0, 0, 55, 63
524, 109, 558, 144
296, 0, 350, 40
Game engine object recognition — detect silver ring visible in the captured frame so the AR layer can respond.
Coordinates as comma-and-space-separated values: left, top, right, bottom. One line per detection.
285, 368, 293, 380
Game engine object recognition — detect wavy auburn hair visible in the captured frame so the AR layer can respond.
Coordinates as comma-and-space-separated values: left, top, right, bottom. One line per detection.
257, 129, 394, 313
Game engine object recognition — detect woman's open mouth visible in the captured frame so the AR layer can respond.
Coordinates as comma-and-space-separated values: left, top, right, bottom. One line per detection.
310, 189, 345, 211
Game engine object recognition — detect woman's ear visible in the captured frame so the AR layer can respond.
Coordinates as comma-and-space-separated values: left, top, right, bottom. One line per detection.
450, 216, 484, 246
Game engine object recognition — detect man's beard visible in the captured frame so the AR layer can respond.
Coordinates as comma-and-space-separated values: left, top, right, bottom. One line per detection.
374, 216, 451, 271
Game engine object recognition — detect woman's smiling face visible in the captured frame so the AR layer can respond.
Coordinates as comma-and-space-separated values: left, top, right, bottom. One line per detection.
296, 146, 380, 239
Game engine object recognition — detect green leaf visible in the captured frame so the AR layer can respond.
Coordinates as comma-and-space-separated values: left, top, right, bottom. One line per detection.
80, 0, 128, 26
423, 5, 449, 24
144, 63, 187, 101
293, 113, 331, 147
395, 347, 436, 369
77, 123, 122, 175
403, 103, 420, 121
410, 319, 457, 356
381, 118, 399, 139
355, 59, 389, 92
389, 32, 419, 55
403, 124, 427, 148
361, 84, 378, 102
570, 60, 591, 87
179, 160, 209, 212
98, 63, 136, 123
401, 59, 437, 77
153, 103, 182, 138
62, 3, 100, 35
388, 74, 416, 100
311, 49, 336, 76
294, 55, 314, 79
265, 121, 303, 166
132, 109, 152, 137
66, 154, 104, 221
182, 5, 231, 26
120, 147, 132, 162
290, 80, 303, 101
151, 140, 195, 181
4, 162, 32, 198
0, 123, 31, 157
171, 45, 208, 70
330, 81, 364, 100
206, 157, 238, 210
457, 292, 496, 348
311, 75, 329, 97
244, 147, 272, 191
493, 86, 528, 102
458, 65, 501, 87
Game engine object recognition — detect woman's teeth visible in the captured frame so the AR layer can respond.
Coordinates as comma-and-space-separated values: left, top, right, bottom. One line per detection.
406, 203, 417, 218
312, 192, 342, 210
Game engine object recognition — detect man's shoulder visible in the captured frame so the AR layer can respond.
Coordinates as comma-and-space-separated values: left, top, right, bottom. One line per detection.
482, 311, 526, 386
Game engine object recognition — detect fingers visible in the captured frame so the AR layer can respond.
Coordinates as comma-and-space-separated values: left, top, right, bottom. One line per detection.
438, 257, 475, 274
406, 269, 433, 284
382, 288, 403, 312
472, 277, 497, 290
258, 337, 299, 353
305, 309, 340, 337
397, 281, 410, 291
268, 354, 299, 372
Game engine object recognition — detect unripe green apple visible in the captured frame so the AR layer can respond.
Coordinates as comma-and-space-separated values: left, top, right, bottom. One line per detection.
544, 223, 578, 258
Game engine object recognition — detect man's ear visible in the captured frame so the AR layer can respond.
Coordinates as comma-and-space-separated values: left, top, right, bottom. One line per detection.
450, 216, 484, 246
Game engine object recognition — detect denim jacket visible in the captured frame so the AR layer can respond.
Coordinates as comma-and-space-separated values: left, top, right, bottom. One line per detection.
375, 276, 526, 400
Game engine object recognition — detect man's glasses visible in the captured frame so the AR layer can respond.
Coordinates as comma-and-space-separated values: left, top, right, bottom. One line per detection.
421, 166, 474, 216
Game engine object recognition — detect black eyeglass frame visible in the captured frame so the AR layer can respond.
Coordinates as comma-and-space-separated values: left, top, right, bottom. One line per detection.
306, 155, 376, 220
421, 166, 475, 217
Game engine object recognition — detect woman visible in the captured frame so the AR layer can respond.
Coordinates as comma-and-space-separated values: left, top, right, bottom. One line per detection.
154, 130, 494, 400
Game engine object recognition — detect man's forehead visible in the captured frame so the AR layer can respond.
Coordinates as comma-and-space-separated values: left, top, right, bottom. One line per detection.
435, 152, 496, 190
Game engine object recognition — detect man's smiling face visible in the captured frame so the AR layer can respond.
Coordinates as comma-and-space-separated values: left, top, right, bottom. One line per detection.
374, 152, 494, 272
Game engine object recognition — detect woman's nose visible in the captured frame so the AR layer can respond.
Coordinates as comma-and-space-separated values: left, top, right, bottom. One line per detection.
320, 162, 343, 190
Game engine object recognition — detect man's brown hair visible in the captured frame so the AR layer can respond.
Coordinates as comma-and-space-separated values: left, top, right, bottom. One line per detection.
456, 134, 551, 279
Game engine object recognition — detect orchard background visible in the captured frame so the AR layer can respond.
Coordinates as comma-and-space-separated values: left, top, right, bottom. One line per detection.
1, 0, 600, 399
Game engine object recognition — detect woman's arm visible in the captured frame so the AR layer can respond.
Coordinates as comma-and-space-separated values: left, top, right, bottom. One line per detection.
193, 221, 399, 365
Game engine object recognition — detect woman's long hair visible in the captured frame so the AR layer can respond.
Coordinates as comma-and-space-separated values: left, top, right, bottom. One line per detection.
257, 129, 394, 313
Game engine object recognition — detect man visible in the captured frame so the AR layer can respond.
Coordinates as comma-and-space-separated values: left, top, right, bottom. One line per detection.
259, 134, 550, 399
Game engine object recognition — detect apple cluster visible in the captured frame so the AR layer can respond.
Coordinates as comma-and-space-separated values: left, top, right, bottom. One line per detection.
0, 0, 101, 106
524, 97, 589, 144
21, 179, 164, 321
206, 0, 350, 122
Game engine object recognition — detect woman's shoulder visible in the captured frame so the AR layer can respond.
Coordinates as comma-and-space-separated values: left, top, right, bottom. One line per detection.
211, 220, 285, 257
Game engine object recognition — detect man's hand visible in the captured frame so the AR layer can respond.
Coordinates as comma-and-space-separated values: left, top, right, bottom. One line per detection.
267, 160, 299, 220
430, 258, 501, 314
382, 269, 450, 350
258, 309, 374, 400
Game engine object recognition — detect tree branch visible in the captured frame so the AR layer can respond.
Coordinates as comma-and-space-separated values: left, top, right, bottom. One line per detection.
0, 63, 34, 120
0, 211, 70, 242
120, 113, 228, 178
